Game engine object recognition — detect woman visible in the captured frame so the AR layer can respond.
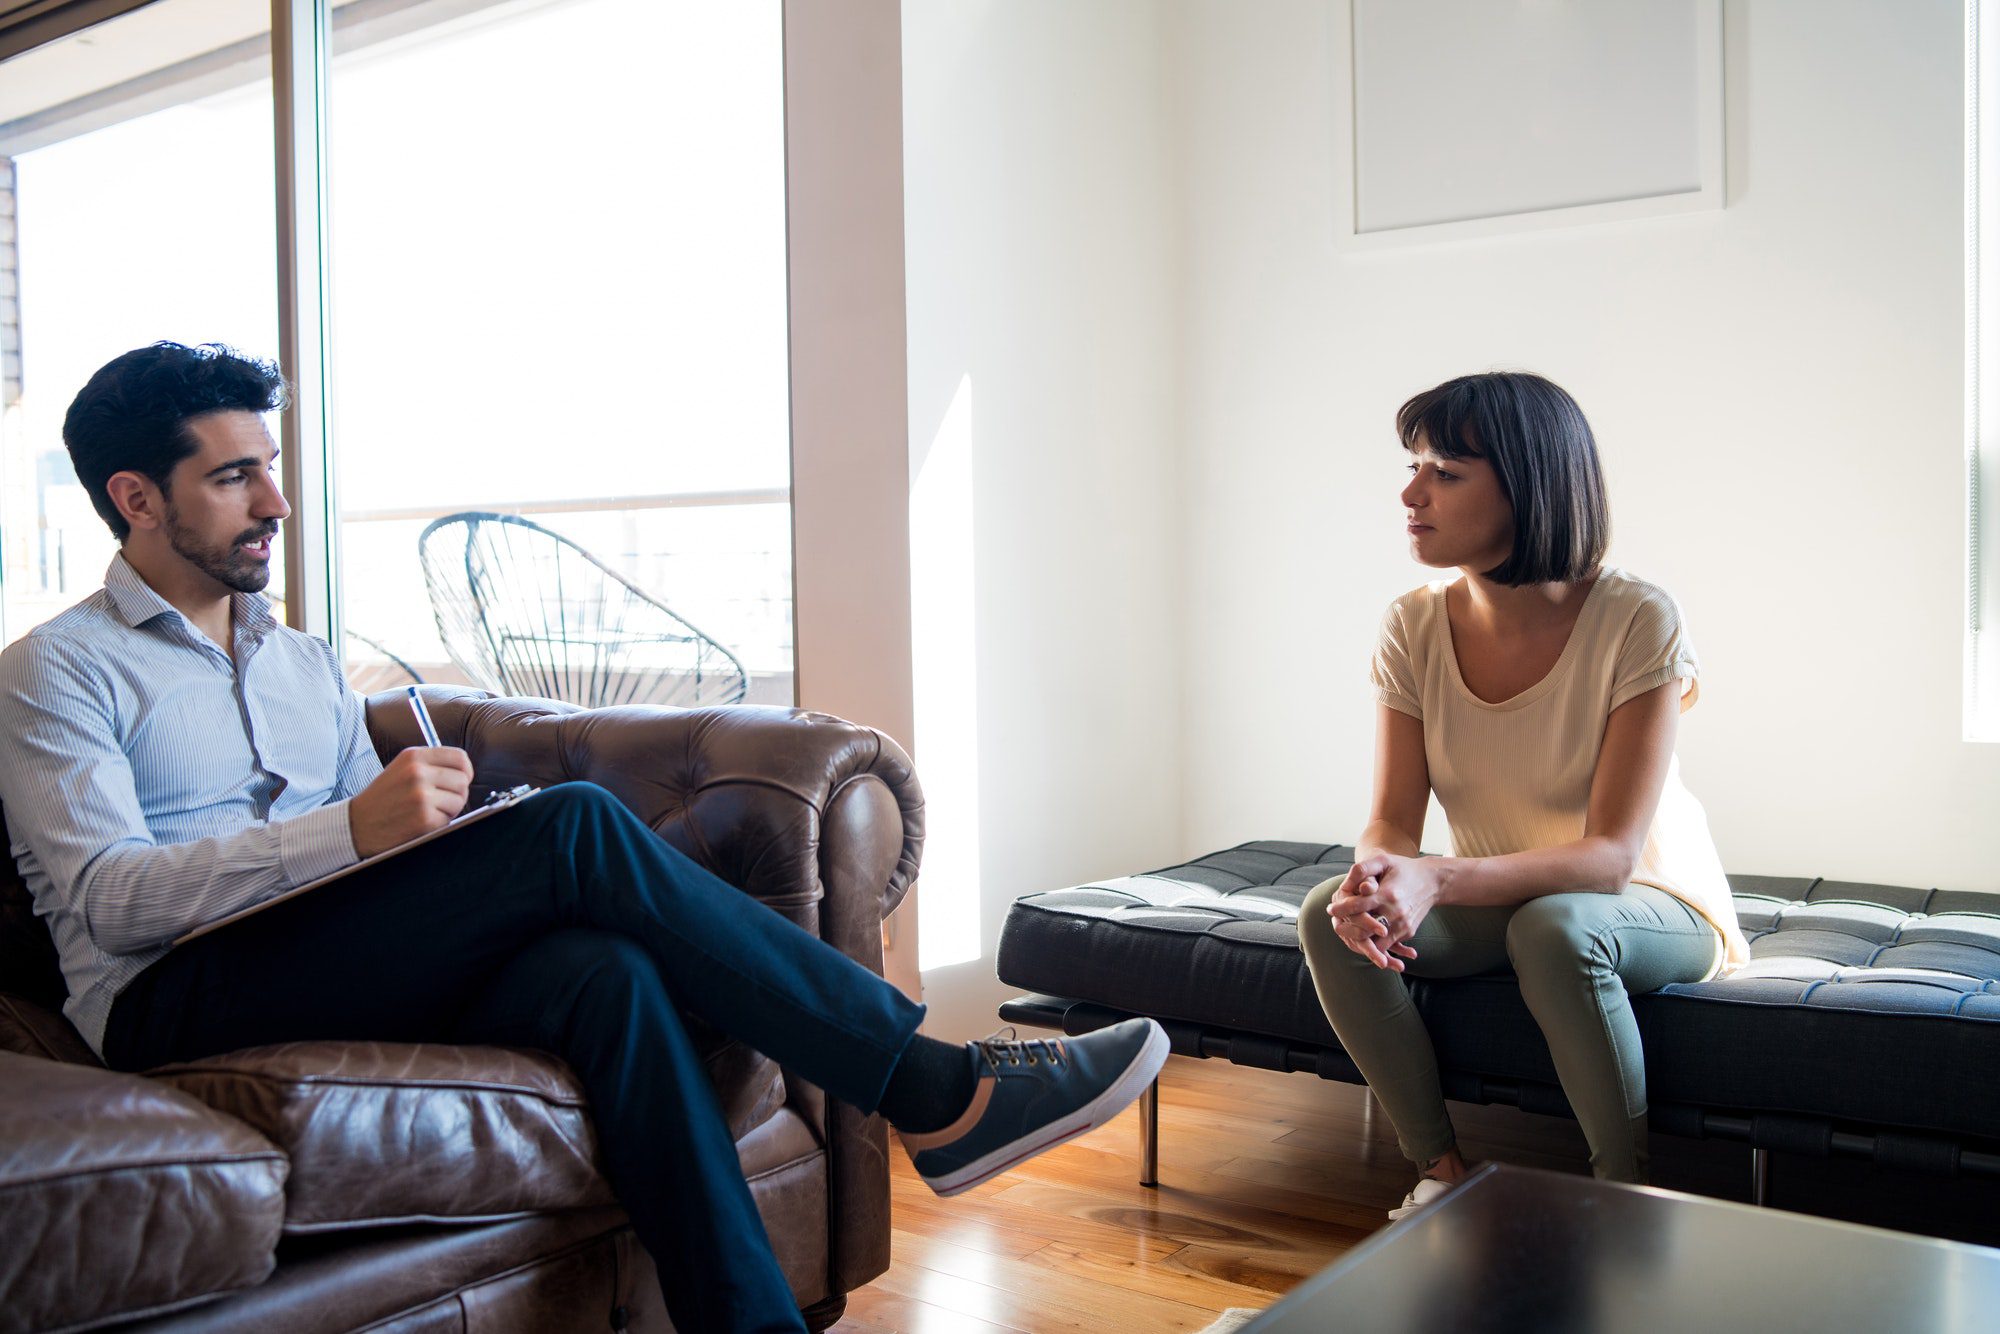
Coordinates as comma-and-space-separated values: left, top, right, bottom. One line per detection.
1297, 371, 1747, 1215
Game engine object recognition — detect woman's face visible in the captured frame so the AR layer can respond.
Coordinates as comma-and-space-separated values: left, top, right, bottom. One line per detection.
1400, 435, 1514, 572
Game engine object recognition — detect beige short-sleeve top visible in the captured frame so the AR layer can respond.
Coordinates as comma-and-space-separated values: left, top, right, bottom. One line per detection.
1371, 567, 1748, 974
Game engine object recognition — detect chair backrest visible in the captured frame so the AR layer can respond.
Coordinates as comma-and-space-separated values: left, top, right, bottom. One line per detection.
417, 511, 750, 709
0, 798, 70, 1016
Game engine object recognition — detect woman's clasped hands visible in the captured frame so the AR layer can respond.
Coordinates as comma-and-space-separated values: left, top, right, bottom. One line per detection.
1326, 853, 1444, 972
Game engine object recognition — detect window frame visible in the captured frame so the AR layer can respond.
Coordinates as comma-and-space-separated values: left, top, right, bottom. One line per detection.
273, 0, 340, 645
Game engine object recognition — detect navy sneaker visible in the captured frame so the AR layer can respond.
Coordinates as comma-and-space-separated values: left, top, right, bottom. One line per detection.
901, 1018, 1169, 1197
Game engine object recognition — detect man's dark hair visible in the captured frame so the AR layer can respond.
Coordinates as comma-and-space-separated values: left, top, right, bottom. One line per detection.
63, 341, 290, 541
1395, 371, 1609, 586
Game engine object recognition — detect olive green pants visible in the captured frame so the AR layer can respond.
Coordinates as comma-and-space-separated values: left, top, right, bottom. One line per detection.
1297, 880, 1718, 1183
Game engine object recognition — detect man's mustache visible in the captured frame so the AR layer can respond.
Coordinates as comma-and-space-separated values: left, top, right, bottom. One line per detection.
235, 522, 280, 546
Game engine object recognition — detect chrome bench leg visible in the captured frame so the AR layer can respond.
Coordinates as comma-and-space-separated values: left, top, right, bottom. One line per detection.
1139, 1077, 1159, 1188
1752, 1147, 1770, 1205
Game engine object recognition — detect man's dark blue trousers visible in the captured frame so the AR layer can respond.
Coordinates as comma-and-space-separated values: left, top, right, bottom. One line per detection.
103, 782, 928, 1334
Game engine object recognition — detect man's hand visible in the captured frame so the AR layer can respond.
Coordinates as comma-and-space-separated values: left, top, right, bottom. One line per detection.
348, 747, 473, 858
1328, 854, 1441, 972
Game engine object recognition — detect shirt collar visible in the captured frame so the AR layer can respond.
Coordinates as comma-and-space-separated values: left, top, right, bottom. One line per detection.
103, 552, 277, 637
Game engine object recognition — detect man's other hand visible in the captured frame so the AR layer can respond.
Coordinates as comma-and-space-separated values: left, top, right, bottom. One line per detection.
349, 747, 474, 858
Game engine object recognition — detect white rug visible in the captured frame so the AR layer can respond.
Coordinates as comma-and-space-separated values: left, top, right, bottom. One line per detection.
1195, 1309, 1265, 1334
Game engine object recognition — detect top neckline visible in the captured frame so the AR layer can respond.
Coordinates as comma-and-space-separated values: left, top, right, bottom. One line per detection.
1434, 570, 1610, 712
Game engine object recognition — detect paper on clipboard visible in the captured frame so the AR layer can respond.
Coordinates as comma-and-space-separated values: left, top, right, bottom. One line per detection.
174, 784, 542, 945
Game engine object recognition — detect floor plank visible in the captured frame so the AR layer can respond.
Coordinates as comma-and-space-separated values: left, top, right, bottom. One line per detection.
838, 1287, 1025, 1334
888, 1180, 1185, 1263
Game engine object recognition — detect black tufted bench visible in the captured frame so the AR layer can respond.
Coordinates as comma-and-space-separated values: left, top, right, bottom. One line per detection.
995, 841, 2000, 1194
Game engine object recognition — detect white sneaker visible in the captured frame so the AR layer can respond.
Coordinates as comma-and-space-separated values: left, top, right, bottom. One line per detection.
1386, 1176, 1454, 1221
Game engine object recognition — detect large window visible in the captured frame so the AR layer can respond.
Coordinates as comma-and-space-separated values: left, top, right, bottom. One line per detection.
0, 0, 281, 641
0, 0, 795, 711
2, 0, 923, 989
327, 0, 792, 700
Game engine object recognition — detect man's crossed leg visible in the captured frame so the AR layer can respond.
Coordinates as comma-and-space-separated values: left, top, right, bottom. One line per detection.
103, 783, 1166, 1334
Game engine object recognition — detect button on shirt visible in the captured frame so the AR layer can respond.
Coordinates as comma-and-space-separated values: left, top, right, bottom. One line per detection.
0, 555, 383, 1056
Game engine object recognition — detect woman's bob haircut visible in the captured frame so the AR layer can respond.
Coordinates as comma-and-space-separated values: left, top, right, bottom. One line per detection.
1395, 371, 1609, 587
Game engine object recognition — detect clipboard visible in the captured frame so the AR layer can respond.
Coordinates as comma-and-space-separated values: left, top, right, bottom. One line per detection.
174, 784, 542, 945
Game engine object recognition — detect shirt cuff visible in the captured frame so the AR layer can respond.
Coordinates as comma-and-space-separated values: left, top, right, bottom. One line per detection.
277, 801, 360, 888
1610, 660, 1698, 714
1374, 687, 1423, 721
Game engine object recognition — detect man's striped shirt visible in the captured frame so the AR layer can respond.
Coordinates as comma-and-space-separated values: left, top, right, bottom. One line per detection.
0, 555, 382, 1057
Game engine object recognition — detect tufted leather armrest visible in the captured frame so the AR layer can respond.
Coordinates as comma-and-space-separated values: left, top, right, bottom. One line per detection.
361, 688, 923, 1294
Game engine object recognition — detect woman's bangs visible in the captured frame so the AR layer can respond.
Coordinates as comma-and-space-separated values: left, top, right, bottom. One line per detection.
1396, 389, 1486, 461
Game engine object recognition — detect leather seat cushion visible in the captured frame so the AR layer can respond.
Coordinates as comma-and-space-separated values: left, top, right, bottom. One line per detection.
0, 1050, 287, 1332
148, 1042, 617, 1234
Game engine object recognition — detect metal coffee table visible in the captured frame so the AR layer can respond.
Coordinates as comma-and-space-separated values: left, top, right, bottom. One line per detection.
1245, 1163, 2000, 1333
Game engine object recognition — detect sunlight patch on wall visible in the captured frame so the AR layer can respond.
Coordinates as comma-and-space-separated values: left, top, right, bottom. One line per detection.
911, 373, 982, 969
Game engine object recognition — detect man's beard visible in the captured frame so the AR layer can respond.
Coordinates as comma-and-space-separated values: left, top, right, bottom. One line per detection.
165, 508, 278, 594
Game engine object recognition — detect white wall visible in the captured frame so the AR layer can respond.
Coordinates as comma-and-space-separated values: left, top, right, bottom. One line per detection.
902, 0, 1184, 1038
900, 0, 1988, 1043
1174, 0, 2000, 888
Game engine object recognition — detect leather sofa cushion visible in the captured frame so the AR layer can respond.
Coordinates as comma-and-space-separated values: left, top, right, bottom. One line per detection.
0, 1050, 287, 1333
148, 1042, 618, 1235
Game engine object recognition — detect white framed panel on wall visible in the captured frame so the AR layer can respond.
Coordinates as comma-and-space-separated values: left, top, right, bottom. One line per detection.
1332, 0, 1724, 248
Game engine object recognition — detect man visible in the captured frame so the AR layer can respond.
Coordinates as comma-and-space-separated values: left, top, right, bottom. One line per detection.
0, 342, 1167, 1334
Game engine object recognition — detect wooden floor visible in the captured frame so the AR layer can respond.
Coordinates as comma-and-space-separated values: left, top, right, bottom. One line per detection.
825, 1054, 2000, 1331
828, 1054, 1596, 1333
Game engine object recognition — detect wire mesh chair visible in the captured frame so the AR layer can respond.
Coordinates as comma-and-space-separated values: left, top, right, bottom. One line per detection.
417, 512, 750, 709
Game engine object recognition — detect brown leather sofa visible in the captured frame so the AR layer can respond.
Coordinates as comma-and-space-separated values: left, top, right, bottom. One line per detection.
0, 688, 923, 1333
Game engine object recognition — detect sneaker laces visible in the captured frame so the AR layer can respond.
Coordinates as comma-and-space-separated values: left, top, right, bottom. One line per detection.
973, 1026, 1068, 1073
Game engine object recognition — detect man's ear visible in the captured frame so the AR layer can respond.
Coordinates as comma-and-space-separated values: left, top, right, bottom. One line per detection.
105, 471, 166, 535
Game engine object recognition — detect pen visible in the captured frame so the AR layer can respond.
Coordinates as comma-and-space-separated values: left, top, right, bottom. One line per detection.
406, 685, 442, 748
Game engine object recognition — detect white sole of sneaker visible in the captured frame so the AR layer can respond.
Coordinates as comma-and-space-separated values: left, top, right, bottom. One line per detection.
924, 1021, 1171, 1198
